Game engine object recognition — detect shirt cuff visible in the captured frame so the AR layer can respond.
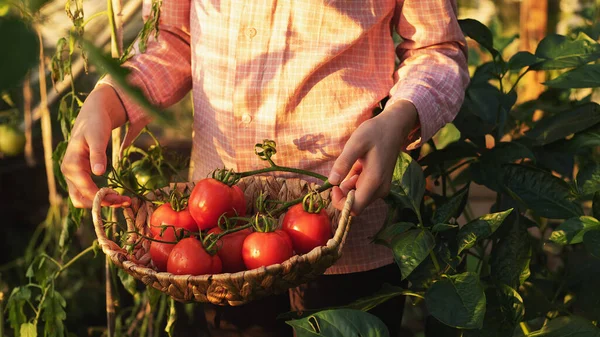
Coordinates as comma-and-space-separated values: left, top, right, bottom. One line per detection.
387, 84, 442, 151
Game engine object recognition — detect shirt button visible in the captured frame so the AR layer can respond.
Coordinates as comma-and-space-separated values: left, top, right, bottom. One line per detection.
241, 114, 252, 124
245, 27, 257, 39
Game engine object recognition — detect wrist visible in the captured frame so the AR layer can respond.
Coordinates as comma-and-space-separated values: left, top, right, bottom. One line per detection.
376, 99, 419, 137
89, 84, 127, 129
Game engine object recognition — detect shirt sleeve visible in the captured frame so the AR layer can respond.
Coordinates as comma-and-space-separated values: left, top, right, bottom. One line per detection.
389, 0, 470, 149
97, 0, 192, 145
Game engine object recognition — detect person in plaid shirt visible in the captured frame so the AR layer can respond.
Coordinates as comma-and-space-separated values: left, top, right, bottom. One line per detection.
62, 0, 469, 335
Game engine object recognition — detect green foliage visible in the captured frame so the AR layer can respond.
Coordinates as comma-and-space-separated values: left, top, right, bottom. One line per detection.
304, 16, 600, 336
456, 209, 513, 254
425, 272, 486, 329
0, 17, 38, 91
287, 309, 390, 337
527, 316, 600, 336
392, 229, 435, 280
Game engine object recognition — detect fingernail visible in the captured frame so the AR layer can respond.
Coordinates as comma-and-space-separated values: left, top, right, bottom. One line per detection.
93, 164, 105, 175
328, 172, 340, 185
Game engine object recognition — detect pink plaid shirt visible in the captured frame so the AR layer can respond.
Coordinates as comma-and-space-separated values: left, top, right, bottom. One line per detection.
101, 0, 469, 274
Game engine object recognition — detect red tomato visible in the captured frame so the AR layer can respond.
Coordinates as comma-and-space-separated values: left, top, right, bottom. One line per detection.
150, 203, 197, 238
231, 185, 247, 220
167, 238, 222, 275
208, 227, 252, 273
242, 230, 294, 270
282, 204, 332, 254
188, 178, 246, 231
149, 230, 177, 272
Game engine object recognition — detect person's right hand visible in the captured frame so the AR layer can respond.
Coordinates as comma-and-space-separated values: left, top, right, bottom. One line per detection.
61, 84, 131, 208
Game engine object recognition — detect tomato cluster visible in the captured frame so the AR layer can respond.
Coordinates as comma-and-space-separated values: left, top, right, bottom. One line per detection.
147, 178, 333, 276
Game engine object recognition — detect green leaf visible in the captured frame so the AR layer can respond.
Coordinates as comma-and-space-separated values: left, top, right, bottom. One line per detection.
433, 123, 461, 149
372, 222, 415, 245
528, 316, 600, 336
472, 142, 535, 192
464, 82, 505, 125
20, 323, 37, 337
286, 309, 390, 337
0, 17, 39, 91
507, 51, 542, 71
546, 124, 600, 154
387, 152, 425, 215
432, 223, 458, 233
525, 103, 600, 146
594, 192, 600, 219
165, 298, 177, 337
391, 229, 435, 280
7, 287, 32, 336
584, 230, 600, 259
549, 216, 600, 245
544, 64, 600, 88
419, 141, 479, 168
81, 39, 176, 127
490, 218, 532, 288
463, 284, 524, 337
432, 184, 470, 224
501, 164, 583, 219
425, 272, 486, 329
118, 269, 137, 296
457, 209, 513, 254
42, 289, 66, 337
533, 33, 600, 70
459, 19, 499, 57
279, 284, 416, 321
577, 163, 600, 196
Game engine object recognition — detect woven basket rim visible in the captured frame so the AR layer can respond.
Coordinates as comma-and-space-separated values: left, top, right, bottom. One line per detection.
92, 176, 354, 282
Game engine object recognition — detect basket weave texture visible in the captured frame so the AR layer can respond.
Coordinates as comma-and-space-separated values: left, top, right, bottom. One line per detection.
92, 175, 354, 306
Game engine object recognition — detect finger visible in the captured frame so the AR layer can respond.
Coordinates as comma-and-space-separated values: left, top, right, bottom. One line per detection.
66, 179, 89, 208
102, 193, 132, 208
331, 174, 359, 212
62, 156, 101, 207
85, 130, 110, 176
328, 137, 369, 185
352, 167, 386, 216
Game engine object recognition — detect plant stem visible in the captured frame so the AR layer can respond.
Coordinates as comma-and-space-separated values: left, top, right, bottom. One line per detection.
271, 181, 334, 216
82, 11, 107, 27
520, 321, 531, 335
238, 166, 328, 182
56, 245, 96, 276
36, 27, 59, 207
22, 73, 35, 167
33, 285, 50, 325
430, 250, 441, 273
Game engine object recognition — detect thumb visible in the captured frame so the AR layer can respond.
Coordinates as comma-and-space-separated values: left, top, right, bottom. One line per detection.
86, 131, 110, 176
328, 138, 367, 185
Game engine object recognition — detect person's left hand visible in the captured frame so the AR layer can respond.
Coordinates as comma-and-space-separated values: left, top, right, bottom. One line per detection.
328, 99, 419, 216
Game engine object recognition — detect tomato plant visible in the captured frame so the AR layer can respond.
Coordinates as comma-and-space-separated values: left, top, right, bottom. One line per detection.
167, 237, 222, 275
208, 226, 252, 273
0, 123, 25, 157
149, 230, 177, 272
188, 178, 246, 230
282, 195, 332, 254
242, 229, 293, 270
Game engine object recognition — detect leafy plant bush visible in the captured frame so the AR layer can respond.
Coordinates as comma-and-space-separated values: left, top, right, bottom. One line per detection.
286, 18, 600, 337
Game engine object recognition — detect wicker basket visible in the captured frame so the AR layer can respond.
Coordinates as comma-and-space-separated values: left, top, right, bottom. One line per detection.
92, 175, 354, 306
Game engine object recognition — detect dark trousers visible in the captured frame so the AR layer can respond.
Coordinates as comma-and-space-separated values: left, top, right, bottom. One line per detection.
186, 263, 407, 337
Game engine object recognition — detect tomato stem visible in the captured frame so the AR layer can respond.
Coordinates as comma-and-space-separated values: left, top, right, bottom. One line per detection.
271, 181, 334, 216
237, 165, 328, 182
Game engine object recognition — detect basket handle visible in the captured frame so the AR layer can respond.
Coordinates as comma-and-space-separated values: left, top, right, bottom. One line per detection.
331, 189, 355, 253
92, 187, 126, 253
